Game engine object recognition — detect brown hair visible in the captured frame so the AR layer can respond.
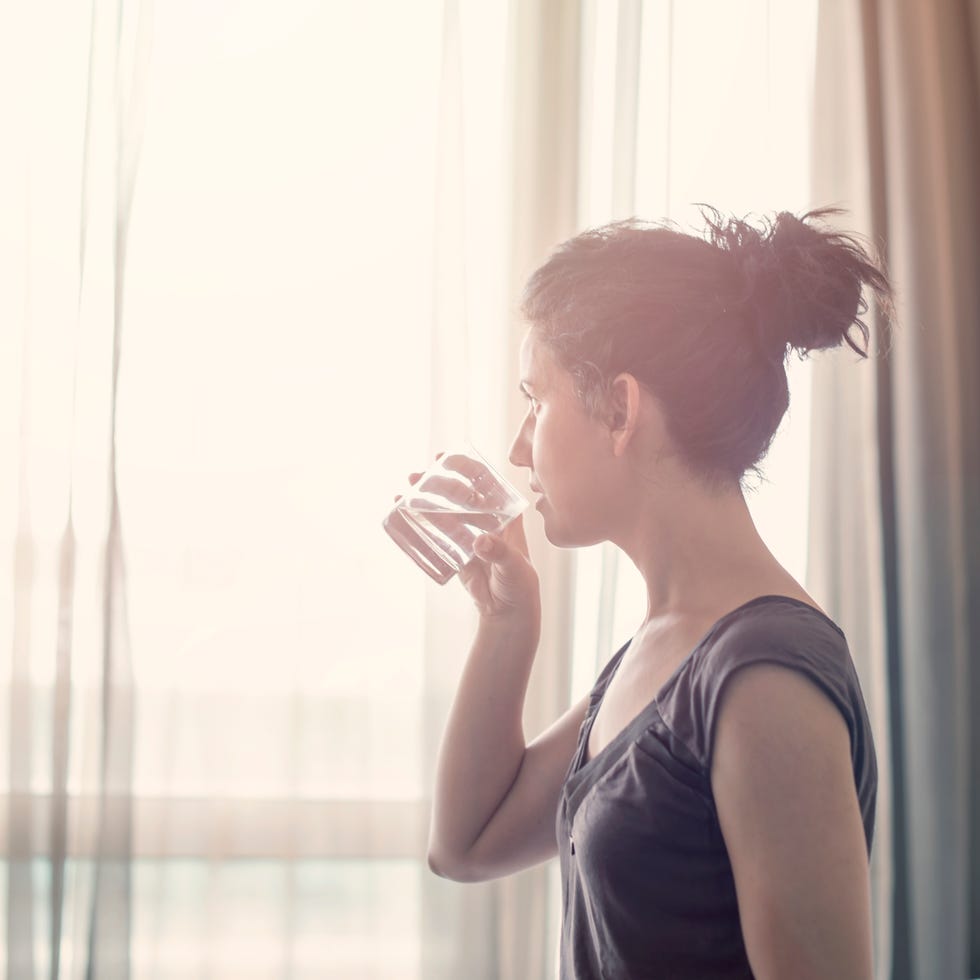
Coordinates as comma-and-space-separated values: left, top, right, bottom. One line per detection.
520, 207, 893, 488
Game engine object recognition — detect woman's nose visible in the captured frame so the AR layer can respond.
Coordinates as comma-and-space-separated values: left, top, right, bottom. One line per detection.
508, 418, 531, 469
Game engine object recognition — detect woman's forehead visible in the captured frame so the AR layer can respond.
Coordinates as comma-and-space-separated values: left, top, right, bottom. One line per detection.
519, 332, 581, 404
518, 330, 552, 382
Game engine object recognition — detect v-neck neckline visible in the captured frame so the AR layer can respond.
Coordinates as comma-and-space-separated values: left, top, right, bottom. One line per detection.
571, 594, 839, 778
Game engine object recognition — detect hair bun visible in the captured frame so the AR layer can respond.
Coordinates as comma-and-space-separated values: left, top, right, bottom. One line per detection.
704, 207, 892, 358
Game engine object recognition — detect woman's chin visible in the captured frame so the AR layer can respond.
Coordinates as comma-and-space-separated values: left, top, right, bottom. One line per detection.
536, 505, 564, 546
541, 523, 563, 546
539, 511, 592, 549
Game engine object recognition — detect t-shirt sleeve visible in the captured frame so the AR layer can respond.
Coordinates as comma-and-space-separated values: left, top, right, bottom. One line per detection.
657, 614, 864, 772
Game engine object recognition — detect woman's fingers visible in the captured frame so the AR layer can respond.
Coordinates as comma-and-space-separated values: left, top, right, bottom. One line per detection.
393, 470, 425, 503
408, 473, 472, 505
502, 512, 531, 559
404, 470, 505, 515
438, 452, 485, 482
396, 452, 502, 508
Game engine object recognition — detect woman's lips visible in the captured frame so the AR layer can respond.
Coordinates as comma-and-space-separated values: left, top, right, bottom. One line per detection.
529, 480, 544, 508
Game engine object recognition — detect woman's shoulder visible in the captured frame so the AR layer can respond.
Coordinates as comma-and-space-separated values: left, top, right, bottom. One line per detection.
693, 593, 849, 668
656, 594, 861, 768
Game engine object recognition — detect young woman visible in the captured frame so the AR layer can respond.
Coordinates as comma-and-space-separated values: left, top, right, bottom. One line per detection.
424, 209, 889, 979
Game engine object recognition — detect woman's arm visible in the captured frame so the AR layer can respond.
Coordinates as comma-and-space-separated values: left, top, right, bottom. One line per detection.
428, 647, 591, 882
427, 516, 588, 882
710, 664, 874, 980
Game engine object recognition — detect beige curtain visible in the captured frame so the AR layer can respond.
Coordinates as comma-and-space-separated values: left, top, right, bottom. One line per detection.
808, 1, 980, 977
807, 2, 894, 973
499, 2, 581, 977
420, 2, 581, 977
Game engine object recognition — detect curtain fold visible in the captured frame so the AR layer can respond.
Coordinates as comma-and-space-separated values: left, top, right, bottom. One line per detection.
499, 2, 581, 973
86, 0, 149, 973
809, 1, 980, 976
807, 3, 894, 974
420, 3, 497, 976
2, 0, 149, 975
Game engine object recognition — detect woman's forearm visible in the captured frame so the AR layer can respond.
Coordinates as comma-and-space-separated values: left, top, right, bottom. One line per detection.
426, 613, 540, 873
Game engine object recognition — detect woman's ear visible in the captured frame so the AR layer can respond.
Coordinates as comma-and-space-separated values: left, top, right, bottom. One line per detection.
607, 372, 643, 457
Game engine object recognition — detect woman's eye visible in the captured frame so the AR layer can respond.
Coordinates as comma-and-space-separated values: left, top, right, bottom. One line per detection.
520, 389, 541, 416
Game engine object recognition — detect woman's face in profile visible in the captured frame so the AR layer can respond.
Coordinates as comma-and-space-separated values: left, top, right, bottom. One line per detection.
509, 331, 617, 548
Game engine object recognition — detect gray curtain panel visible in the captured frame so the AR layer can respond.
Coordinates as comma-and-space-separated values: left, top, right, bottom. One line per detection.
810, 1, 980, 977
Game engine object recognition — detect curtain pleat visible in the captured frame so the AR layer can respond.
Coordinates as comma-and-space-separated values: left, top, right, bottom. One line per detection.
808, 3, 894, 975
877, 3, 980, 976
611, 0, 642, 220
51, 520, 76, 979
500, 2, 581, 977
1, 0, 151, 974
9, 343, 37, 980
83, 0, 152, 971
420, 4, 497, 977
810, 1, 980, 976
49, 0, 100, 970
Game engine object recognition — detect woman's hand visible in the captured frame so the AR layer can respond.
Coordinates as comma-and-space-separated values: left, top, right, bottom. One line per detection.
459, 515, 540, 624
398, 457, 541, 625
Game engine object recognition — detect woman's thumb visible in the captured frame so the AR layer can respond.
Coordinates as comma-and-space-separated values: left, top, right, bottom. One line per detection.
474, 534, 501, 561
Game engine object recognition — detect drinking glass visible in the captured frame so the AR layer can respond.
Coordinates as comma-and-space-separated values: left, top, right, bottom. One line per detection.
383, 447, 528, 584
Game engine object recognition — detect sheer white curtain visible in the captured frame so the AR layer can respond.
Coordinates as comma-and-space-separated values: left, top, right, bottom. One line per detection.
1, 0, 149, 975
1, 0, 499, 976
2, 0, 578, 976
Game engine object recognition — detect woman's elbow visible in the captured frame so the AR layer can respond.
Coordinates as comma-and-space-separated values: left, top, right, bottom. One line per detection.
426, 847, 493, 882
426, 849, 452, 879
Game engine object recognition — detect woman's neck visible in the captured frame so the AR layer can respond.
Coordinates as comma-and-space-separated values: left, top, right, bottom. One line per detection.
611, 475, 788, 625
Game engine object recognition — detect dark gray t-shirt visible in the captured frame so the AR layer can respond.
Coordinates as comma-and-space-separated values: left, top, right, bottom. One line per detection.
556, 594, 878, 980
